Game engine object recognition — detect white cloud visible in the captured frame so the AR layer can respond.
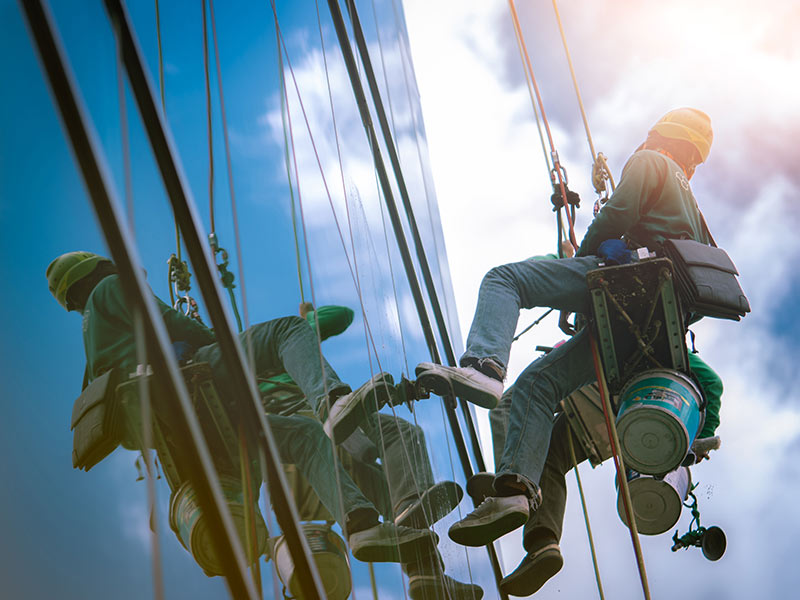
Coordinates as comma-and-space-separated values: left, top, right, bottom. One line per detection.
403, 0, 800, 595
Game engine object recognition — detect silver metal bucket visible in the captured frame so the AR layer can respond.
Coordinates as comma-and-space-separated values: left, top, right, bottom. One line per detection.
617, 466, 691, 535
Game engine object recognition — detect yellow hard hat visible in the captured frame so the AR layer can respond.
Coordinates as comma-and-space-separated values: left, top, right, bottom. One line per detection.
650, 108, 713, 163
46, 251, 111, 311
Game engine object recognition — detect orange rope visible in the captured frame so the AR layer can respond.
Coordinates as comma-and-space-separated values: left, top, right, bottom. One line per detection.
589, 334, 651, 599
507, 0, 578, 251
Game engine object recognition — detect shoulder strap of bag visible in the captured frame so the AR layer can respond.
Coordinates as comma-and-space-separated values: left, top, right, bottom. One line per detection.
698, 210, 718, 248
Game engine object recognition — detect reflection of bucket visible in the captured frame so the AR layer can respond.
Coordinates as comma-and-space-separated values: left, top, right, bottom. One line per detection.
169, 476, 268, 576
273, 522, 351, 600
617, 467, 691, 535
616, 370, 703, 475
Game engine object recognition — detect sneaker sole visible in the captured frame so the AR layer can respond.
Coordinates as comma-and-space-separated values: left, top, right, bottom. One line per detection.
415, 365, 499, 409
351, 530, 438, 563
395, 481, 464, 529
324, 374, 394, 444
408, 575, 484, 600
500, 548, 563, 596
448, 508, 528, 547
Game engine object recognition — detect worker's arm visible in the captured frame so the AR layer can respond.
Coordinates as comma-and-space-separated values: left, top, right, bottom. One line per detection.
688, 352, 722, 439
156, 296, 216, 347
577, 153, 664, 256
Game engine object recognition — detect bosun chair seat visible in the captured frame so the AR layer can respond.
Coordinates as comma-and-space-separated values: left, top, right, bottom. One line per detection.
561, 258, 693, 464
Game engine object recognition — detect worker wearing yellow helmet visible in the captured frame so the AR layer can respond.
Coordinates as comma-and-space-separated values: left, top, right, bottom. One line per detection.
414, 108, 720, 595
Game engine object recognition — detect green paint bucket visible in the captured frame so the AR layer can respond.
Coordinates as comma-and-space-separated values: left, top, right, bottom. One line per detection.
616, 369, 703, 475
273, 522, 351, 600
168, 476, 268, 576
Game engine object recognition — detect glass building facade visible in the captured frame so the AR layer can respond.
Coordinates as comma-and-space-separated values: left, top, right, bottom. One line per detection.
3, 1, 498, 597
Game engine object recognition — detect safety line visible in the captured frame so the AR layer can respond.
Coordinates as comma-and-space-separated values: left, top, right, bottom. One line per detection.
567, 424, 605, 600
589, 335, 651, 599
271, 7, 353, 588
154, 0, 182, 266
506, 0, 577, 251
116, 17, 165, 594
310, 6, 447, 587
551, 0, 615, 194
201, 0, 215, 234
207, 0, 247, 340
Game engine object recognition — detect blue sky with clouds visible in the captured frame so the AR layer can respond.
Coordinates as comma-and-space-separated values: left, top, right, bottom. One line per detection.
402, 0, 800, 597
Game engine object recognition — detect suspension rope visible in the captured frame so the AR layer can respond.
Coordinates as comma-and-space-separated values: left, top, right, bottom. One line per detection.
115, 19, 166, 597
589, 335, 651, 600
507, 0, 578, 251
154, 0, 184, 308
567, 424, 605, 600
551, 0, 615, 199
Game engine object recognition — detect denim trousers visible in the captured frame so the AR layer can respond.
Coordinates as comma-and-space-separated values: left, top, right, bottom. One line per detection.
193, 316, 373, 525
461, 257, 602, 492
490, 390, 587, 551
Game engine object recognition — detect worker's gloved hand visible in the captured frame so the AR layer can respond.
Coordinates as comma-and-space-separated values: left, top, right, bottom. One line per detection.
691, 436, 721, 462
597, 239, 632, 265
172, 341, 195, 365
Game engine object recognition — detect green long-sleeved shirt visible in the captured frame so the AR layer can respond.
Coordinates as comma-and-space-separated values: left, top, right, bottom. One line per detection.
577, 149, 711, 257
82, 274, 216, 381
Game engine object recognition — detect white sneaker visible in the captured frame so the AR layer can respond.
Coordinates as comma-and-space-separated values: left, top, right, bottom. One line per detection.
348, 522, 438, 563
448, 495, 529, 547
324, 373, 394, 444
415, 362, 502, 409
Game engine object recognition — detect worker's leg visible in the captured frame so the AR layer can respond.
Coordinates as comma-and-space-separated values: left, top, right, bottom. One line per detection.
195, 316, 348, 413
462, 256, 600, 373
359, 413, 462, 528
266, 414, 437, 562
448, 331, 596, 547
415, 257, 600, 408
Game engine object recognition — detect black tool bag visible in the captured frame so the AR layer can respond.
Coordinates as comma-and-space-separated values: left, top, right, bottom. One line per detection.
662, 238, 750, 320
71, 368, 123, 471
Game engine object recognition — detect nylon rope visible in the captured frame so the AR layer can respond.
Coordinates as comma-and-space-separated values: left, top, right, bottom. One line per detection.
276, 50, 306, 305
589, 335, 651, 599
155, 0, 182, 268
550, 0, 616, 194
370, 2, 477, 591
205, 1, 262, 592
506, 0, 578, 251
567, 423, 605, 600
201, 0, 216, 235
271, 8, 353, 592
510, 3, 552, 175
115, 23, 166, 599
310, 4, 445, 590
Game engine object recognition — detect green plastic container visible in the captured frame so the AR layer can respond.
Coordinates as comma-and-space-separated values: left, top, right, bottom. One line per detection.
616, 369, 703, 475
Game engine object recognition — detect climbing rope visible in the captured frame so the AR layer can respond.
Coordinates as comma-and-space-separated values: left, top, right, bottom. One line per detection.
507, 0, 578, 252
567, 424, 606, 600
155, 0, 185, 307
114, 16, 165, 598
589, 335, 651, 600
550, 0, 615, 207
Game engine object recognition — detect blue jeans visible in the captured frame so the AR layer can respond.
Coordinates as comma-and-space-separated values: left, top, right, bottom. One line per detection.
461, 257, 602, 493
193, 316, 373, 524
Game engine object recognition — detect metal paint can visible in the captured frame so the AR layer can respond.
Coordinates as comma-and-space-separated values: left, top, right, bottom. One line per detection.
273, 522, 351, 600
168, 476, 268, 576
617, 466, 691, 535
616, 369, 703, 475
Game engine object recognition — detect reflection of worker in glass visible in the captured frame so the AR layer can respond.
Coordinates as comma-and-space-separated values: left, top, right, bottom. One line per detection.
46, 251, 438, 565
414, 108, 717, 595
261, 304, 484, 599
